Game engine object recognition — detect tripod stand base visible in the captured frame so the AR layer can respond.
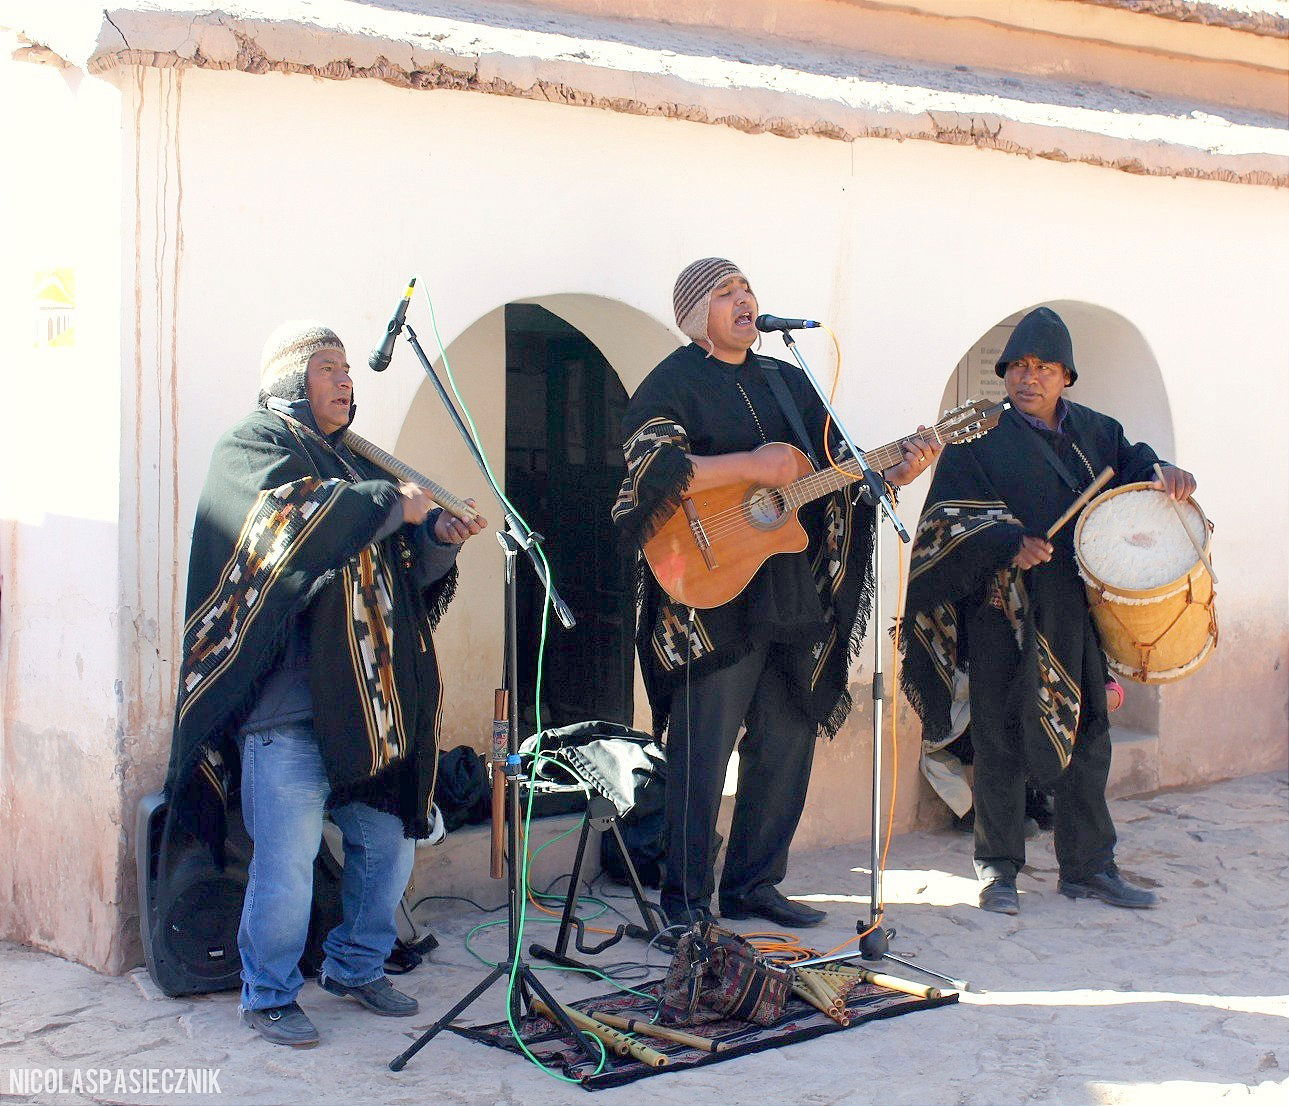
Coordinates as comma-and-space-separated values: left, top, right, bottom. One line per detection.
390, 960, 601, 1072
858, 922, 891, 960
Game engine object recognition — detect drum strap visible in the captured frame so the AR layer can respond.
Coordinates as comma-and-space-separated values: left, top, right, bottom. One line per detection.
1015, 414, 1082, 493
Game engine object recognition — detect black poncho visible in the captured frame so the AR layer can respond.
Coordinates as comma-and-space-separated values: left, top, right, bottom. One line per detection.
163, 405, 456, 860
901, 402, 1162, 792
612, 343, 877, 739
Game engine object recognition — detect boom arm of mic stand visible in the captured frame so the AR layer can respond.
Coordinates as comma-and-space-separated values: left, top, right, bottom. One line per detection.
401, 323, 576, 629
778, 332, 910, 543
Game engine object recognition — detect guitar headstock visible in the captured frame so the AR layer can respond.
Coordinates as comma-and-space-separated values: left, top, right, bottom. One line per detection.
936, 398, 1010, 445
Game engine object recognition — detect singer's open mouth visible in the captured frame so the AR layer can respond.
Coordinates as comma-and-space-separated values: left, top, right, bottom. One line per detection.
735, 311, 753, 325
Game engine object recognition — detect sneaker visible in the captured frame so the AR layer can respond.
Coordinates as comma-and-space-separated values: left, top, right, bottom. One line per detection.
241, 1002, 320, 1047
978, 878, 1020, 915
317, 972, 419, 1017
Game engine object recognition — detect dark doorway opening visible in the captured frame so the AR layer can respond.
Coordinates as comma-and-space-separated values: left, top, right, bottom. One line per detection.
504, 303, 634, 732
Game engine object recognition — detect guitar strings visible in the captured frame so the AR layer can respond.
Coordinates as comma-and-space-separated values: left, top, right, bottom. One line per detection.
680, 431, 943, 543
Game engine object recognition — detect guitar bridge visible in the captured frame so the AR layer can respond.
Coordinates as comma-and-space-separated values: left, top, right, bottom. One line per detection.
681, 499, 718, 571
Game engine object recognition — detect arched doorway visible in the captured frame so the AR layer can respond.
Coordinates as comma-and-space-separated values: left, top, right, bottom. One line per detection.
392, 294, 678, 744
504, 303, 633, 729
940, 299, 1176, 742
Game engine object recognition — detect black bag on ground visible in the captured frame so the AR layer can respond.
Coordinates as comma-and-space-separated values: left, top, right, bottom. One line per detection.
435, 745, 491, 831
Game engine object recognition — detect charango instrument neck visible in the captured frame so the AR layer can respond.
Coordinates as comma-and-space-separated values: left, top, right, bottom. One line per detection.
342, 429, 479, 522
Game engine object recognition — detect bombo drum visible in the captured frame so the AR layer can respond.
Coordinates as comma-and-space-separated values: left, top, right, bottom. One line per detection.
1074, 482, 1217, 684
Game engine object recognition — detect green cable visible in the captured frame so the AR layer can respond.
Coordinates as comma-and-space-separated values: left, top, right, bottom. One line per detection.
416, 278, 604, 1083
462, 921, 657, 1002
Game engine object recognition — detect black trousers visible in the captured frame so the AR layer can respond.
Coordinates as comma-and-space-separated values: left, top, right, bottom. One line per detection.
663, 644, 816, 914
968, 610, 1117, 884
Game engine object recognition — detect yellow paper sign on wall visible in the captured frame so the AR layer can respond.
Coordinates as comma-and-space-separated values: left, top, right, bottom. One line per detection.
34, 268, 76, 348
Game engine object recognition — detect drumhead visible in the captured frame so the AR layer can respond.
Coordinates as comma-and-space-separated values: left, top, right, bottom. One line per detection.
1077, 486, 1207, 591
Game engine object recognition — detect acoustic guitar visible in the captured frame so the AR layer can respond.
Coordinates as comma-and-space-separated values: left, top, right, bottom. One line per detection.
642, 398, 1008, 609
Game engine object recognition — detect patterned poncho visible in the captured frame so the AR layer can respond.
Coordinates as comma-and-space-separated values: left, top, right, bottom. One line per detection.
901, 402, 1162, 797
163, 404, 456, 861
611, 343, 877, 739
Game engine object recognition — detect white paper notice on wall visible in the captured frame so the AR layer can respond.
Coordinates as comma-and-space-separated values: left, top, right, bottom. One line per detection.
954, 321, 1012, 407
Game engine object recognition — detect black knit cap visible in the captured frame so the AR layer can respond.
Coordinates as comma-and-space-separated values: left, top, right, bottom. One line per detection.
995, 306, 1077, 385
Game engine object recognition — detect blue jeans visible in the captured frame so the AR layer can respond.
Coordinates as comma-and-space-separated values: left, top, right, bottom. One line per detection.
237, 722, 415, 1011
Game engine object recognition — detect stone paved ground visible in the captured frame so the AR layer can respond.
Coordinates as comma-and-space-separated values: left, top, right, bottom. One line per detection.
1, 773, 1285, 1106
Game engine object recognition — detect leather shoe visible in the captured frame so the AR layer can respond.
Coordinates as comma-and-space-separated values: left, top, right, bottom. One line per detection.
1059, 868, 1157, 909
978, 878, 1020, 915
318, 972, 419, 1016
660, 900, 714, 928
241, 1002, 320, 1047
720, 886, 827, 928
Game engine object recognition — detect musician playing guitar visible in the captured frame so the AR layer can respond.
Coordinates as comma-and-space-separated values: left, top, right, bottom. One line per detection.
611, 259, 940, 929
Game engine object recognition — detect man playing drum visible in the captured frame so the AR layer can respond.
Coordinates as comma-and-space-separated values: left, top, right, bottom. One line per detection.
901, 306, 1197, 915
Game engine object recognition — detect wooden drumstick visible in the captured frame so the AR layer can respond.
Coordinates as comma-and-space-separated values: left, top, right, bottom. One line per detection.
1046, 466, 1115, 540
1153, 463, 1218, 584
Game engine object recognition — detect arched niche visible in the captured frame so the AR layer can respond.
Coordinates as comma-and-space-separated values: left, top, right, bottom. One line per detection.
939, 300, 1177, 741
940, 299, 1176, 462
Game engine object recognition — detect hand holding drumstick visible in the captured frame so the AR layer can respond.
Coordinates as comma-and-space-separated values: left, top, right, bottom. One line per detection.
1151, 462, 1198, 501
1013, 466, 1115, 570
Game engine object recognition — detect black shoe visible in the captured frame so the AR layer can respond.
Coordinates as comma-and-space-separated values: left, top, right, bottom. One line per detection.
660, 900, 714, 929
317, 972, 419, 1016
720, 886, 827, 928
1059, 868, 1157, 909
978, 878, 1019, 915
241, 1002, 320, 1047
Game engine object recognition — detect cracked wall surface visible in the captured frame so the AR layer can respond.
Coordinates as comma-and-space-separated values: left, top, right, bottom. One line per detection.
4, 1, 1287, 187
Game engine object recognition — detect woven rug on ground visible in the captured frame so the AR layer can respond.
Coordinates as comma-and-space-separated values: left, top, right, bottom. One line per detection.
449, 976, 959, 1090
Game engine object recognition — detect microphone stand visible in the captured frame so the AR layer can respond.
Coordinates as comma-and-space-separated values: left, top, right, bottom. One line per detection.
775, 330, 968, 993
387, 319, 599, 1071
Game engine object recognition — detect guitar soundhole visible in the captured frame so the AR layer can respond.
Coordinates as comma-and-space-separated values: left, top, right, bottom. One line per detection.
746, 487, 787, 529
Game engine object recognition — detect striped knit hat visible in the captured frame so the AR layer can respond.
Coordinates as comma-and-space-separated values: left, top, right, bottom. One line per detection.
259, 320, 345, 404
673, 257, 747, 345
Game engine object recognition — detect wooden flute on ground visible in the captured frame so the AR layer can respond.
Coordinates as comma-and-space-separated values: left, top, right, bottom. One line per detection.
531, 999, 669, 1068
342, 429, 480, 523
588, 1011, 719, 1053
817, 962, 945, 1000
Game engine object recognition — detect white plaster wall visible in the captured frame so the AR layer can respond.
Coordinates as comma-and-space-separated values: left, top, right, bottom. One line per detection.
144, 65, 1289, 751
0, 48, 127, 965
126, 67, 1287, 852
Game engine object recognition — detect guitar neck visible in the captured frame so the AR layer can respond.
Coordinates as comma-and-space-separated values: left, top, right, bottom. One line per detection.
341, 430, 478, 522
780, 428, 941, 510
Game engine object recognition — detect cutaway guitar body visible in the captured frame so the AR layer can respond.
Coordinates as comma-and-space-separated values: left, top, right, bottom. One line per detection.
644, 444, 815, 610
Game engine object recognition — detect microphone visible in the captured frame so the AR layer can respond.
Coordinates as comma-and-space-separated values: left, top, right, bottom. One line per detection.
369, 278, 417, 372
755, 313, 821, 333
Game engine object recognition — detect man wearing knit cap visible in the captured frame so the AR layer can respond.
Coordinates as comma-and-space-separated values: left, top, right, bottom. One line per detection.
162, 321, 484, 1046
613, 259, 940, 928
901, 305, 1196, 916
